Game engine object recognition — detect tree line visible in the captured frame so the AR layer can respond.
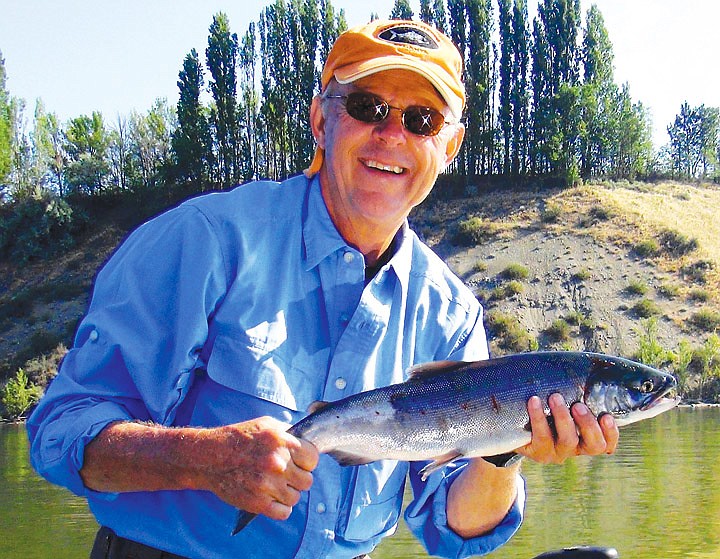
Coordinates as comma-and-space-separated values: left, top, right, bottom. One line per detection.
1, 0, 719, 207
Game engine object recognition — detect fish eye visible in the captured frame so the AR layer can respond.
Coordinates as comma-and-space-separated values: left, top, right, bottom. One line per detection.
640, 380, 654, 393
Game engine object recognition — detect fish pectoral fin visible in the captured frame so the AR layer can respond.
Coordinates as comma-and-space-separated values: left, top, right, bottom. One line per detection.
327, 450, 375, 467
418, 451, 464, 481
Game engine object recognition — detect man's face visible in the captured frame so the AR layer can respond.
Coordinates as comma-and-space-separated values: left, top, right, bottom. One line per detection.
310, 69, 465, 244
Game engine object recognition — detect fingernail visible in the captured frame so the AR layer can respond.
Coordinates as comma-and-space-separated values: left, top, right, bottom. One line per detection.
550, 393, 565, 406
574, 403, 588, 416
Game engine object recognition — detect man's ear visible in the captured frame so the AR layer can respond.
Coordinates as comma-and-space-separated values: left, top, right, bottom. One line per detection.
310, 95, 326, 149
443, 123, 465, 170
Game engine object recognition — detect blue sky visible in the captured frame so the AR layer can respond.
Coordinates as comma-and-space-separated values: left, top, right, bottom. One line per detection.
0, 0, 717, 148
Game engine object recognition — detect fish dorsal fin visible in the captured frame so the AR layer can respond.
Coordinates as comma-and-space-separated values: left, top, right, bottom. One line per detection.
407, 360, 468, 380
307, 401, 330, 414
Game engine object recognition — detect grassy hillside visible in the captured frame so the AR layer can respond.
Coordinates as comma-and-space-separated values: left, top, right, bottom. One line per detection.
1, 180, 719, 415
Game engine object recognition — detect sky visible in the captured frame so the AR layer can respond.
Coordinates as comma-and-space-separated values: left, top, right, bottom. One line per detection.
0, 0, 718, 148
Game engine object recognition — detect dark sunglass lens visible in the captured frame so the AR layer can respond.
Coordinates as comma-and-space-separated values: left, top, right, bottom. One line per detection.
403, 107, 445, 136
346, 93, 388, 123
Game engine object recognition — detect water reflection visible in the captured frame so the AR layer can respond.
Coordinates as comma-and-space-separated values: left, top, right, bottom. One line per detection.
1, 408, 718, 559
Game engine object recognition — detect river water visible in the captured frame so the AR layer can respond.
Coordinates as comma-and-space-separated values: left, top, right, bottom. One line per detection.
2, 407, 719, 559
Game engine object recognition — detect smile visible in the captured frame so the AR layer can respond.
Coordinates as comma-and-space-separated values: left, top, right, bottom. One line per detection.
365, 160, 405, 175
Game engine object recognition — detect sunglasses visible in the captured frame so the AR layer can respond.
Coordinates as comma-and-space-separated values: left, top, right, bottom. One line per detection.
324, 91, 453, 137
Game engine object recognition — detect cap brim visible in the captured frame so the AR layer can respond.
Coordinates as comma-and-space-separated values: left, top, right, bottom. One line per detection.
334, 56, 464, 120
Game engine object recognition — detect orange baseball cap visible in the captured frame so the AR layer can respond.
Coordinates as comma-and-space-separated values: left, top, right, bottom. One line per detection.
305, 19, 465, 177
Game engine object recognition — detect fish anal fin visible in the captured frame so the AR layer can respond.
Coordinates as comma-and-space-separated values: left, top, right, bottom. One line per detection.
327, 450, 375, 467
407, 361, 468, 380
418, 451, 464, 481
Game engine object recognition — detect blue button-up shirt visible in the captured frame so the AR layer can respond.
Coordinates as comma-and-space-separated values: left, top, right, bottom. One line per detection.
28, 175, 524, 558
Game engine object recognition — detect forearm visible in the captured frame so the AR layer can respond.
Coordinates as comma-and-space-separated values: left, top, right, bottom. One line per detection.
80, 421, 212, 493
446, 458, 520, 538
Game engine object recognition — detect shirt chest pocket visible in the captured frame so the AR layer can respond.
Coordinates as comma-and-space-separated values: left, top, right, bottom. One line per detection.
338, 460, 408, 543
204, 334, 324, 414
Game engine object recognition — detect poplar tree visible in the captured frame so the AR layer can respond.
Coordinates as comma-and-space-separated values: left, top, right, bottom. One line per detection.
446, 0, 468, 178
580, 5, 615, 177
420, 0, 434, 24
173, 48, 211, 189
206, 12, 242, 187
433, 0, 448, 33
510, 0, 530, 175
390, 0, 414, 19
0, 50, 11, 186
32, 101, 65, 195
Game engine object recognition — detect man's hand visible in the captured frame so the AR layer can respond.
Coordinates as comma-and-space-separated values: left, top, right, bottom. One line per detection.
81, 417, 320, 522
518, 394, 619, 464
196, 416, 319, 520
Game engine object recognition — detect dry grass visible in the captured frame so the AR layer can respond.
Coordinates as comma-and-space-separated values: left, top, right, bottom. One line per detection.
547, 180, 720, 299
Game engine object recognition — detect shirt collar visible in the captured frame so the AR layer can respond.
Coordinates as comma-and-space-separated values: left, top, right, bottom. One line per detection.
302, 175, 349, 271
302, 174, 414, 289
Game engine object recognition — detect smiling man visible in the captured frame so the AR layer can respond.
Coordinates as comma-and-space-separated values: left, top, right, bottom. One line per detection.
28, 20, 618, 559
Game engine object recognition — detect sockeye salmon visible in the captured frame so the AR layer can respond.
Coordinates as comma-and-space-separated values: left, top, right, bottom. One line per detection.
233, 351, 679, 534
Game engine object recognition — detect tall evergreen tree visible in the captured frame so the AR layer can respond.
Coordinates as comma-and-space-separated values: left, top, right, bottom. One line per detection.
206, 12, 242, 187
173, 48, 211, 189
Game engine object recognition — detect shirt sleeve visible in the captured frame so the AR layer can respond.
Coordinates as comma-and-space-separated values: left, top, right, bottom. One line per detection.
26, 204, 229, 497
404, 302, 525, 558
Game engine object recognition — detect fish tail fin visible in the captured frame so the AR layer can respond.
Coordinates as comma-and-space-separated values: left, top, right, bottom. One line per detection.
231, 510, 258, 535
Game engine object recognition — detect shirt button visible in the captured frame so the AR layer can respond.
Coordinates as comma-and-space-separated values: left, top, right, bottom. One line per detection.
343, 251, 355, 264
335, 378, 347, 390
316, 503, 326, 514
88, 329, 99, 342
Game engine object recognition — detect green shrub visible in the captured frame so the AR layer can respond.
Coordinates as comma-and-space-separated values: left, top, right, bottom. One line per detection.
634, 239, 660, 258
541, 203, 562, 223
688, 288, 711, 303
472, 261, 488, 274
571, 269, 591, 282
659, 229, 698, 257
545, 319, 571, 342
490, 281, 525, 301
658, 283, 681, 299
0, 191, 87, 263
625, 280, 649, 296
634, 317, 674, 368
1, 368, 42, 420
501, 264, 530, 281
632, 298, 661, 318
688, 309, 720, 332
485, 311, 538, 353
452, 216, 496, 247
682, 260, 714, 285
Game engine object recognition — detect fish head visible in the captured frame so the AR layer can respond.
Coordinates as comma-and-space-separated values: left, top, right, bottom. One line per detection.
583, 354, 680, 426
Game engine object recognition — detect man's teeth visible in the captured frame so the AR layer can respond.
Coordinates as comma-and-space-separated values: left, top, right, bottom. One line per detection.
366, 160, 404, 174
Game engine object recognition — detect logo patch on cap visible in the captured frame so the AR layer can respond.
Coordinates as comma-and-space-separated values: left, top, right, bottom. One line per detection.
378, 25, 439, 50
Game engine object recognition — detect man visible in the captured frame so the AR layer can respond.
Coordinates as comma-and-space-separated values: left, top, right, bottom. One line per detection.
28, 19, 618, 559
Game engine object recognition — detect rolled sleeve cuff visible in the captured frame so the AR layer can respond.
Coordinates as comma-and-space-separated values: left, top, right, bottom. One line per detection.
405, 468, 526, 559
29, 400, 131, 499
